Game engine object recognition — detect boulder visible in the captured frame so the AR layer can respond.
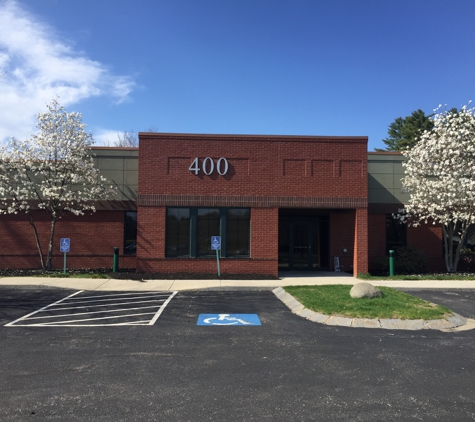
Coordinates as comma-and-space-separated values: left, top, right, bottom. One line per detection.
350, 282, 383, 299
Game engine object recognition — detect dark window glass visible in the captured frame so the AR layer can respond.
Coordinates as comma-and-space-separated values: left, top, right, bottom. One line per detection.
166, 208, 190, 256
227, 209, 250, 256
464, 224, 475, 248
124, 211, 137, 255
165, 207, 251, 258
197, 208, 220, 256
386, 214, 406, 253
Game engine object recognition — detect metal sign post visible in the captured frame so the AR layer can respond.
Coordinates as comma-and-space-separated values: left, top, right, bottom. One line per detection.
60, 238, 70, 274
211, 236, 221, 277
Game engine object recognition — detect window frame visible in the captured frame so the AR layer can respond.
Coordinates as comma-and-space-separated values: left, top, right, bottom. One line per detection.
165, 207, 250, 258
124, 211, 137, 255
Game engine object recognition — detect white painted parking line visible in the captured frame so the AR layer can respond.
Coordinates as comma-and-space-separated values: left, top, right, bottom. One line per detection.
43, 298, 169, 312
25, 304, 168, 320
56, 293, 171, 305
149, 292, 178, 325
4, 290, 84, 327
30, 312, 158, 326
5, 291, 178, 327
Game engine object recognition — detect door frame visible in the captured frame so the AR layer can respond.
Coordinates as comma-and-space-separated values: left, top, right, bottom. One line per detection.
289, 218, 313, 270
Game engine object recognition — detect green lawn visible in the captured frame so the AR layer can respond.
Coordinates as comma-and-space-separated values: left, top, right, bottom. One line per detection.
283, 285, 453, 320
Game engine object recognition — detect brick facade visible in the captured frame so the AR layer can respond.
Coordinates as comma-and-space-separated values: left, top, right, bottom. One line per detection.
1, 133, 450, 276
0, 210, 136, 270
137, 133, 368, 276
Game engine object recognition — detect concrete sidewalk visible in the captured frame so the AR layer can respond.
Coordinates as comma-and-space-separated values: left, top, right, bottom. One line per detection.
1, 271, 475, 291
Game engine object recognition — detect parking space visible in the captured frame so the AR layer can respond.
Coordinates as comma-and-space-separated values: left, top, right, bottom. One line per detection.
4, 290, 178, 327
400, 289, 475, 319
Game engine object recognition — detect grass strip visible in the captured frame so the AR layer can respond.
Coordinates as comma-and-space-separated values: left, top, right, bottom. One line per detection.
283, 285, 453, 320
358, 273, 475, 281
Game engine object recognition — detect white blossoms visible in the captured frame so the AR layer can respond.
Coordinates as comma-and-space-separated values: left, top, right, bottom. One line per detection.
0, 98, 116, 271
398, 102, 475, 272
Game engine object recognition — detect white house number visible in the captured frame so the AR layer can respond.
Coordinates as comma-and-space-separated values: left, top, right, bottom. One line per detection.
189, 157, 229, 176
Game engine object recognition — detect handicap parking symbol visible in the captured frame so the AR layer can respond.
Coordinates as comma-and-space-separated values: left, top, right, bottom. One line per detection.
211, 236, 221, 251
60, 238, 70, 253
197, 314, 261, 326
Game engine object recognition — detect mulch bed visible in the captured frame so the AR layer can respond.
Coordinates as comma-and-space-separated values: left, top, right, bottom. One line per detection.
0, 268, 279, 280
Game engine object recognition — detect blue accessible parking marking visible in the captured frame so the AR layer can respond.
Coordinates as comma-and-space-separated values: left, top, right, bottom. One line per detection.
197, 314, 261, 326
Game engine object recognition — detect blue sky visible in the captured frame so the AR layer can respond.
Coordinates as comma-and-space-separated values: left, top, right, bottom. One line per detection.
0, 0, 474, 151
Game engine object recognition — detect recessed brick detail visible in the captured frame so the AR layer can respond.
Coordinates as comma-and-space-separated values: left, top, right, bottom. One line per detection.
137, 194, 367, 209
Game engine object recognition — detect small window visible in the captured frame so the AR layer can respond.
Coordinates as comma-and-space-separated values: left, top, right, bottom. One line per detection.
124, 211, 137, 255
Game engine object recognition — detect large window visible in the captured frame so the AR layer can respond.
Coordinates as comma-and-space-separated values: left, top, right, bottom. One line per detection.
166, 207, 250, 258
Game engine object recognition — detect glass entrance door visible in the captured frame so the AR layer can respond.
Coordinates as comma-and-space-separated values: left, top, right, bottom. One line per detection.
278, 213, 329, 271
289, 220, 312, 270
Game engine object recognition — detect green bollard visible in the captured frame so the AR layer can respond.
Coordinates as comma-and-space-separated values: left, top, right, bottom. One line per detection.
113, 247, 119, 272
389, 249, 395, 276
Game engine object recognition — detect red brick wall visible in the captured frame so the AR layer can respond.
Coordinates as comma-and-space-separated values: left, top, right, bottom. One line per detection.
329, 211, 355, 272
327, 209, 368, 274
408, 224, 445, 272
353, 208, 369, 274
368, 214, 386, 260
138, 134, 368, 199
0, 211, 136, 270
136, 207, 166, 259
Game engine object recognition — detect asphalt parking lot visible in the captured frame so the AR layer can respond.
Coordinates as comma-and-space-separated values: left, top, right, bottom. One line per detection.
1, 286, 475, 421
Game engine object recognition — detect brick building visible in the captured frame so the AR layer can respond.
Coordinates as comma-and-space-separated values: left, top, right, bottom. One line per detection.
0, 133, 446, 276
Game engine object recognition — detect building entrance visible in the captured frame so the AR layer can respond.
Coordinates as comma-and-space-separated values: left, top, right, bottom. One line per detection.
278, 210, 329, 271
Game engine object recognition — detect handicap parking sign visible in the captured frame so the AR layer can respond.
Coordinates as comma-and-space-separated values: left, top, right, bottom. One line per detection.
60, 238, 70, 253
211, 236, 221, 250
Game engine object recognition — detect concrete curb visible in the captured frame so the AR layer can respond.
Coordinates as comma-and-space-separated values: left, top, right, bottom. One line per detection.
272, 287, 475, 332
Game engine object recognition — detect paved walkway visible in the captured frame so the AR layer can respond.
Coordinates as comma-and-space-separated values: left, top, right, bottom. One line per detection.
2, 272, 475, 291
1, 272, 475, 331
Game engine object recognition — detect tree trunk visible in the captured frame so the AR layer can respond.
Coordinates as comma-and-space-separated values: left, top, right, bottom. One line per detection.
443, 221, 470, 273
27, 213, 46, 271
45, 217, 57, 271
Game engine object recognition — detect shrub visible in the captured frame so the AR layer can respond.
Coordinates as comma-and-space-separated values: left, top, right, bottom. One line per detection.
459, 248, 475, 272
369, 246, 429, 275
369, 256, 390, 276
394, 246, 429, 274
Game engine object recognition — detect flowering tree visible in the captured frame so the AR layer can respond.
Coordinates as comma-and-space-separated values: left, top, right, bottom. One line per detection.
398, 103, 475, 272
0, 99, 116, 271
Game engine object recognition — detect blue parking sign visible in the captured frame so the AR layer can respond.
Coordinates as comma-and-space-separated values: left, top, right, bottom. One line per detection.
60, 238, 70, 253
211, 236, 221, 250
